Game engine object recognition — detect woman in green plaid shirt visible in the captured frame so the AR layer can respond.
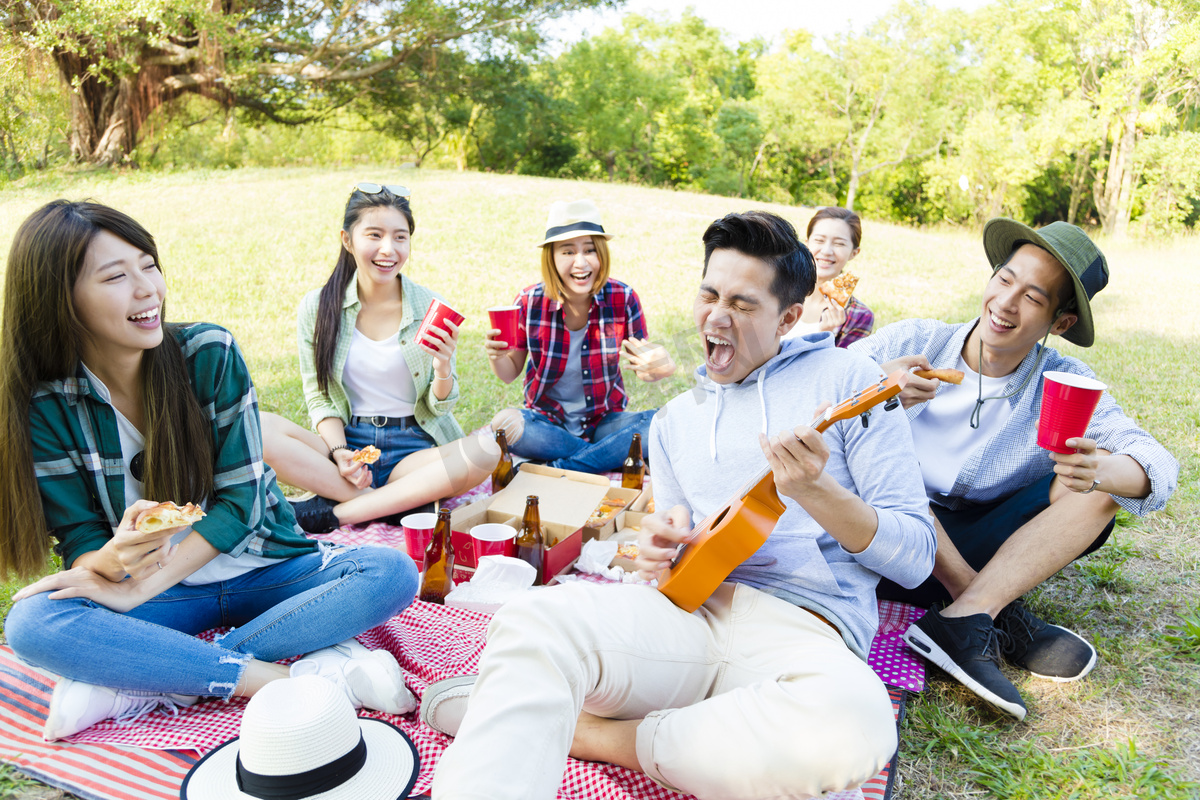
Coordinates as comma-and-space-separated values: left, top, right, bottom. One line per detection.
1, 201, 420, 741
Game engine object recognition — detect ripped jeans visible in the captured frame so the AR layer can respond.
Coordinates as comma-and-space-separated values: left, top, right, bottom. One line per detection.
5, 544, 416, 699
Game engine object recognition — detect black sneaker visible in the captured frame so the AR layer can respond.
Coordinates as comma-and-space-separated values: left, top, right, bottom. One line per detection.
995, 600, 1097, 682
903, 608, 1027, 720
289, 495, 340, 534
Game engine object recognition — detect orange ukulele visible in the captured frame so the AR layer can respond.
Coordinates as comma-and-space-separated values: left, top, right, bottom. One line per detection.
657, 370, 911, 613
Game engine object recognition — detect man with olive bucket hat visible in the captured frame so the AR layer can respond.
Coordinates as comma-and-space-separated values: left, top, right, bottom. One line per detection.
850, 218, 1178, 720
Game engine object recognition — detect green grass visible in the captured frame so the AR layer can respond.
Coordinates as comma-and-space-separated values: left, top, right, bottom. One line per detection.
1, 166, 1198, 798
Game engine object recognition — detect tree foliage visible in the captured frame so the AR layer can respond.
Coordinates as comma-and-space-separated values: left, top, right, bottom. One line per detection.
1, 0, 616, 164
5, 0, 1199, 236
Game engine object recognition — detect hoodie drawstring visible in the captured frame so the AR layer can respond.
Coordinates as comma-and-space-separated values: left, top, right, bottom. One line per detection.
709, 384, 723, 462
709, 362, 772, 463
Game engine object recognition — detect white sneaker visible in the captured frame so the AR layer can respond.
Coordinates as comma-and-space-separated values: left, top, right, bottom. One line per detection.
44, 678, 199, 741
291, 638, 417, 715
419, 675, 477, 737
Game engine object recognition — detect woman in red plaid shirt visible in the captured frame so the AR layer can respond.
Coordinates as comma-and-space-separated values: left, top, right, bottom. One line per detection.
782, 206, 874, 348
485, 200, 676, 474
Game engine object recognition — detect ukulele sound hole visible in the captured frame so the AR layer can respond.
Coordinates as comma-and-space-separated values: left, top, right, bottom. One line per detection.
711, 508, 729, 528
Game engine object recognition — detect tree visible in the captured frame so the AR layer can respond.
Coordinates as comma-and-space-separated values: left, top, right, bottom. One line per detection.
1064, 0, 1200, 236
755, 4, 953, 212
2, 0, 618, 164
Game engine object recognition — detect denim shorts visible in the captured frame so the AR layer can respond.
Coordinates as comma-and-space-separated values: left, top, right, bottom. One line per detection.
344, 418, 437, 488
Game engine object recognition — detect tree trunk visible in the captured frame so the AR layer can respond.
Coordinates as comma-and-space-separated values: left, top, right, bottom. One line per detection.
1095, 100, 1140, 237
49, 33, 220, 164
1067, 150, 1089, 225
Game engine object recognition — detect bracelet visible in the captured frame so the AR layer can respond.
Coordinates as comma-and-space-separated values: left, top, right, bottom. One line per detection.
434, 369, 452, 381
1080, 477, 1101, 494
328, 444, 353, 461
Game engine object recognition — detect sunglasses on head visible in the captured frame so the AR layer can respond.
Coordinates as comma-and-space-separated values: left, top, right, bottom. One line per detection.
355, 182, 410, 198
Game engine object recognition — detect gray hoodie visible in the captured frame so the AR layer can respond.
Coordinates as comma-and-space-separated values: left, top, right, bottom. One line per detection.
649, 333, 936, 659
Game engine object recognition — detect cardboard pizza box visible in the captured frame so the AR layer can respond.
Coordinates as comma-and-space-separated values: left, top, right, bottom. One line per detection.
621, 480, 654, 533
581, 484, 642, 541
449, 463, 626, 583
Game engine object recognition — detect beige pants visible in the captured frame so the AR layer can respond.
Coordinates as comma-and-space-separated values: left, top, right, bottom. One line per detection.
432, 581, 895, 800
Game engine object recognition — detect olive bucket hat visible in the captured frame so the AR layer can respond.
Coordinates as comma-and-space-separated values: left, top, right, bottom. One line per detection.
982, 218, 1109, 347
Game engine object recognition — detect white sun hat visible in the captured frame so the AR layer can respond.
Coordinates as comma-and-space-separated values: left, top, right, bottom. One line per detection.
180, 675, 419, 800
536, 199, 614, 247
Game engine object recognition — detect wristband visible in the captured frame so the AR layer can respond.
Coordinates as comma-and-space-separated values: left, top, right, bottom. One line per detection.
329, 444, 353, 461
434, 369, 452, 381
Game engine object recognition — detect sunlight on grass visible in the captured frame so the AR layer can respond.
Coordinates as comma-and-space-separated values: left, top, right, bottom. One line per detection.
1, 167, 1197, 797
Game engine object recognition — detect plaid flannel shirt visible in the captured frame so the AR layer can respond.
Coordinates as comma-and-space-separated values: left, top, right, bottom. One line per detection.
514, 278, 649, 437
31, 323, 315, 569
849, 318, 1178, 516
835, 295, 874, 348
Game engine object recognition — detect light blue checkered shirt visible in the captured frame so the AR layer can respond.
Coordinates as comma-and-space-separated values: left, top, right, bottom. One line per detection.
850, 318, 1178, 516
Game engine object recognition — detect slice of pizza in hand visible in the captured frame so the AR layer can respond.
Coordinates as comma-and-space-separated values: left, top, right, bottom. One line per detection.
136, 501, 206, 533
352, 445, 382, 465
817, 271, 860, 308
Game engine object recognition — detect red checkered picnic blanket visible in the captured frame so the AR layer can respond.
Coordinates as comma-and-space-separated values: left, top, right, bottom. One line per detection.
53, 600, 882, 800
36, 501, 922, 800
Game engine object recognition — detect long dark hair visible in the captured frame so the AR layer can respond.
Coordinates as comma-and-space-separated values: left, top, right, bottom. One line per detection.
0, 200, 214, 578
313, 188, 416, 395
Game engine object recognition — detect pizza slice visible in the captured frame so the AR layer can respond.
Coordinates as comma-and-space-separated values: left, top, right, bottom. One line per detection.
817, 271, 860, 308
352, 445, 382, 465
136, 501, 206, 533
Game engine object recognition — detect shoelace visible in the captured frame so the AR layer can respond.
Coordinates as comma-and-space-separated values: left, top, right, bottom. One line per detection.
995, 602, 1045, 658
978, 625, 1010, 667
112, 695, 192, 726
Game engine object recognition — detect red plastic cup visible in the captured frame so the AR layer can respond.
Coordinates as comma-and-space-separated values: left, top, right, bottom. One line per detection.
418, 298, 465, 349
487, 306, 521, 350
470, 523, 516, 560
1037, 371, 1106, 454
400, 512, 437, 565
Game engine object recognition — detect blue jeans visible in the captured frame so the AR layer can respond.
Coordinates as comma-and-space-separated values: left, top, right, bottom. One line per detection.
509, 409, 656, 474
344, 419, 437, 487
4, 545, 416, 698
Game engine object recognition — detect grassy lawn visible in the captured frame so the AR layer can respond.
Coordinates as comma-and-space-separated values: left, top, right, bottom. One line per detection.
1, 166, 1197, 798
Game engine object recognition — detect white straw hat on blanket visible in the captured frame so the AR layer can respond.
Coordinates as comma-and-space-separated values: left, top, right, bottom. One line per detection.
180, 675, 418, 800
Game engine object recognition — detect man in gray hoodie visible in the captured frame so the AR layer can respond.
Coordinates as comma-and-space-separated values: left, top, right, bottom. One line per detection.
424, 211, 936, 800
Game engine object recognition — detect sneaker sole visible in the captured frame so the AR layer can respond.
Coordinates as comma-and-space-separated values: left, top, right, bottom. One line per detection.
419, 675, 477, 737
1022, 624, 1098, 683
903, 626, 1028, 721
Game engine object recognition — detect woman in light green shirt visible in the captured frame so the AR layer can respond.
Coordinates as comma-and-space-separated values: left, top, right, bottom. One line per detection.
262, 184, 497, 532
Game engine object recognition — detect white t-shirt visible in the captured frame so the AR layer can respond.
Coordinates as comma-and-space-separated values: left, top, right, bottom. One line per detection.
910, 356, 1015, 497
83, 366, 275, 586
342, 327, 417, 418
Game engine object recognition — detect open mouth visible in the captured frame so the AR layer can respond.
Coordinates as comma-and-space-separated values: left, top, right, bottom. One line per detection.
568, 269, 593, 287
372, 259, 397, 272
128, 307, 160, 327
704, 332, 735, 373
988, 310, 1016, 330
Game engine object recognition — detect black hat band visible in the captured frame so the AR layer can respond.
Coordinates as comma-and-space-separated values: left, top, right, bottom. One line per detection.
235, 733, 367, 799
544, 221, 605, 240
